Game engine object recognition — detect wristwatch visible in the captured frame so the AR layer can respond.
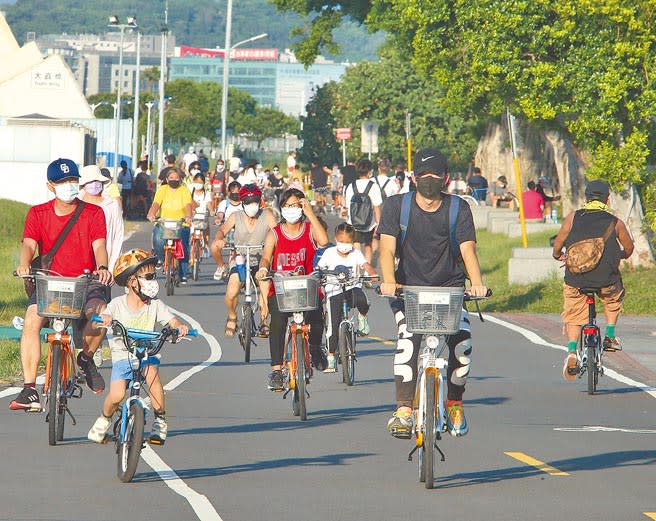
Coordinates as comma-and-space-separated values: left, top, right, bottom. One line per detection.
97, 265, 109, 271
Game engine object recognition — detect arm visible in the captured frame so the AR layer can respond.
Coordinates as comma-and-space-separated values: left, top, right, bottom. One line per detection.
16, 238, 38, 276
301, 199, 328, 247
459, 240, 487, 296
214, 214, 236, 247
91, 238, 113, 285
362, 261, 378, 277
379, 234, 397, 296
552, 211, 575, 260
373, 205, 381, 227
147, 202, 160, 222
184, 202, 193, 224
615, 219, 635, 259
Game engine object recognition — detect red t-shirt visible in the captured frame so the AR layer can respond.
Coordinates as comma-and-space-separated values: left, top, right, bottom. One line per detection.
521, 189, 545, 220
23, 199, 107, 277
269, 222, 317, 297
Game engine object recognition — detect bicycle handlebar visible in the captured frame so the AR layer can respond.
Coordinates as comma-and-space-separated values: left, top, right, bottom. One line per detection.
14, 270, 100, 280
375, 286, 493, 301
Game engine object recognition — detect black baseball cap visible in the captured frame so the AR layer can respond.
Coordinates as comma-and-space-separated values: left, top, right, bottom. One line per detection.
413, 148, 448, 176
584, 180, 610, 202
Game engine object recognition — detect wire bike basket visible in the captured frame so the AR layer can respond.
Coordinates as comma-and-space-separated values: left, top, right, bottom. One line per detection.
273, 273, 320, 312
192, 218, 208, 231
35, 274, 90, 319
403, 286, 464, 335
161, 220, 183, 240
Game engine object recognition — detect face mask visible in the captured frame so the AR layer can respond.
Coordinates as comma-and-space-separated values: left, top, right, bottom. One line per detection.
193, 182, 204, 191
416, 176, 445, 199
336, 241, 353, 254
229, 193, 240, 202
282, 207, 303, 223
168, 180, 180, 189
191, 168, 201, 175
84, 181, 103, 196
216, 165, 225, 172
138, 279, 159, 299
53, 182, 79, 203
243, 202, 260, 217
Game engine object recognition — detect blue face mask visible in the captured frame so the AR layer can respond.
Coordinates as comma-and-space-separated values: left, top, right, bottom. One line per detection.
53, 181, 79, 203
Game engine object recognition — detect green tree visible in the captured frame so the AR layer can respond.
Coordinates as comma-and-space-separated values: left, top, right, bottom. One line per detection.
299, 82, 341, 166
243, 106, 300, 150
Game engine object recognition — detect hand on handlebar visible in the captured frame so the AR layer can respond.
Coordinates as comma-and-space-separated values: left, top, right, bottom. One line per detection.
466, 285, 489, 298
94, 268, 113, 286
379, 282, 399, 297
255, 267, 269, 281
16, 265, 31, 277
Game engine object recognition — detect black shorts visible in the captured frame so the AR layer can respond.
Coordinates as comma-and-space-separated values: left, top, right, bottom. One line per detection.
354, 230, 374, 245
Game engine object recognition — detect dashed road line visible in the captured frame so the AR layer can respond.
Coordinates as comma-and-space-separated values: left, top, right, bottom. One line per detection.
504, 451, 569, 476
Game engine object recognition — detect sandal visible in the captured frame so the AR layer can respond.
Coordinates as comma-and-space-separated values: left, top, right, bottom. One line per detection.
256, 324, 270, 338
225, 317, 237, 337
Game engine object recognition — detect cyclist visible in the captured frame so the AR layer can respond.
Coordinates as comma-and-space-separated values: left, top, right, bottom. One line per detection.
146, 168, 193, 284
211, 184, 277, 337
266, 164, 286, 207
256, 188, 329, 390
317, 223, 377, 372
10, 159, 113, 411
211, 181, 243, 280
309, 158, 330, 214
551, 180, 634, 380
190, 172, 213, 252
378, 148, 488, 438
88, 249, 190, 445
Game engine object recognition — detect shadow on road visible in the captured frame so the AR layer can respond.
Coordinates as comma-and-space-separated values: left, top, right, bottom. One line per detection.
132, 452, 375, 482
466, 396, 510, 406
582, 387, 643, 395
355, 377, 395, 386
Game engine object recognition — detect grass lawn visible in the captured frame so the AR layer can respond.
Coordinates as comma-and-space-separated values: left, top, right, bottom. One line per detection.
0, 200, 30, 326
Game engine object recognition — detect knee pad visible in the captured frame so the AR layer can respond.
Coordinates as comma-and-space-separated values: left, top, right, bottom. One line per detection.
451, 338, 473, 387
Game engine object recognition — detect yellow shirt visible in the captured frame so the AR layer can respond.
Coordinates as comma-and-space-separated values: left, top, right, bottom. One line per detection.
106, 181, 121, 199
153, 184, 192, 220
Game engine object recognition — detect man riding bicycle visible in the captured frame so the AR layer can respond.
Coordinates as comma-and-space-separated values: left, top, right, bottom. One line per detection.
378, 148, 488, 438
10, 159, 113, 411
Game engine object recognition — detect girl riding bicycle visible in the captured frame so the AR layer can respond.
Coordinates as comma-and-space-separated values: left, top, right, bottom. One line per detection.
87, 249, 190, 445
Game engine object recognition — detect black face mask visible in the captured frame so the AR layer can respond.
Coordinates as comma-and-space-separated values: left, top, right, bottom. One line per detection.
168, 180, 180, 189
229, 193, 240, 202
416, 176, 445, 199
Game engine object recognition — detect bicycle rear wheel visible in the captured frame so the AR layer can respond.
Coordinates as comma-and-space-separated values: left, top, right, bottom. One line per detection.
165, 249, 174, 296
291, 332, 307, 421
422, 372, 436, 489
192, 240, 201, 281
240, 304, 253, 363
117, 401, 145, 483
338, 322, 355, 386
47, 344, 62, 446
587, 339, 596, 395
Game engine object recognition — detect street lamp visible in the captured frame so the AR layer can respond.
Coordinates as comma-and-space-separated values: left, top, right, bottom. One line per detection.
108, 15, 138, 178
89, 101, 108, 116
131, 29, 142, 169
156, 2, 169, 176
219, 2, 267, 160
145, 101, 154, 166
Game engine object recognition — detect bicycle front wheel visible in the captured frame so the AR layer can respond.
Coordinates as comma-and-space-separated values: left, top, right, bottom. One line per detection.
117, 401, 145, 483
422, 372, 436, 489
240, 305, 253, 363
291, 332, 307, 421
165, 249, 174, 296
338, 322, 355, 386
47, 344, 62, 446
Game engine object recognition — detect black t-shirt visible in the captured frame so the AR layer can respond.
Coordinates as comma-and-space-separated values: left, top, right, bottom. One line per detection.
378, 193, 476, 287
269, 175, 284, 188
311, 166, 327, 188
341, 165, 357, 190
467, 174, 488, 190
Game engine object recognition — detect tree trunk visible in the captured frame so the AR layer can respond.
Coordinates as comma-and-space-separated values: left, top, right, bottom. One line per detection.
611, 185, 654, 268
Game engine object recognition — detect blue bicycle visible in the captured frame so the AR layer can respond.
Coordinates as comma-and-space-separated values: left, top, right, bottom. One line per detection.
92, 315, 197, 482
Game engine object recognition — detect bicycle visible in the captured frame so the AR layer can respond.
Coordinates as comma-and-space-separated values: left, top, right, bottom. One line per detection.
14, 270, 91, 446
91, 315, 197, 482
233, 243, 263, 363
189, 218, 208, 282
575, 287, 605, 395
381, 285, 490, 489
318, 268, 377, 386
156, 219, 184, 296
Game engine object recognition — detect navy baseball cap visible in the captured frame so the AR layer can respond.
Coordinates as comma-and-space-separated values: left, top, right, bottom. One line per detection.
413, 148, 448, 176
47, 158, 80, 183
584, 179, 610, 202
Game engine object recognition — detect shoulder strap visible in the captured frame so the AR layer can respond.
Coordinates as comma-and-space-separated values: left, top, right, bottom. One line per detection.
363, 181, 373, 195
382, 178, 391, 190
352, 182, 361, 195
399, 191, 414, 246
42, 201, 86, 266
602, 218, 616, 242
449, 195, 461, 258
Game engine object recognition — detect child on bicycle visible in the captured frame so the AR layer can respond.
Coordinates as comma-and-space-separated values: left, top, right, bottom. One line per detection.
317, 223, 377, 372
88, 249, 190, 445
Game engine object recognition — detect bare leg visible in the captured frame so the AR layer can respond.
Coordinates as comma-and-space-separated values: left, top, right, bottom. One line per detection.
20, 305, 47, 383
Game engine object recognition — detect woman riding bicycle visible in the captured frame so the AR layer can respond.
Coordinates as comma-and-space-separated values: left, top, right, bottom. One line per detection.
190, 172, 214, 250
256, 188, 329, 391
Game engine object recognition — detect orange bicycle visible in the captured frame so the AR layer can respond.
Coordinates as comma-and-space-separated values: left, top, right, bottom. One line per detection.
189, 218, 208, 281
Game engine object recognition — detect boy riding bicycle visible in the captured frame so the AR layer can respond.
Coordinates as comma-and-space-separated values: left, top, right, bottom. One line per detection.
87, 249, 190, 445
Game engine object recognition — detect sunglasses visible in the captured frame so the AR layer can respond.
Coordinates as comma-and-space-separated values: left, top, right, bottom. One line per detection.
137, 272, 157, 281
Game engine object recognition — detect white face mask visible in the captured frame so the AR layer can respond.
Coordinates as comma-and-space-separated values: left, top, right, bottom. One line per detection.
336, 241, 353, 254
53, 181, 79, 203
193, 182, 204, 191
216, 164, 225, 172
282, 207, 303, 223
138, 279, 159, 299
243, 202, 260, 218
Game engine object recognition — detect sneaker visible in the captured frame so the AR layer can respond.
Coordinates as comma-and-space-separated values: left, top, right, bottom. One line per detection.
563, 352, 578, 382
156, 260, 163, 270
180, 277, 188, 285
446, 400, 469, 437
77, 351, 105, 394
324, 354, 336, 373
149, 415, 168, 445
357, 314, 370, 336
268, 369, 284, 391
387, 408, 414, 439
213, 266, 226, 281
603, 336, 622, 352
92, 347, 103, 368
8, 386, 41, 412
88, 415, 111, 443
310, 345, 328, 371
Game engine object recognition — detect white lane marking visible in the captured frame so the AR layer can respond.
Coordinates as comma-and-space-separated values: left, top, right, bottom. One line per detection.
482, 314, 656, 400
554, 426, 656, 434
141, 445, 224, 521
0, 387, 21, 398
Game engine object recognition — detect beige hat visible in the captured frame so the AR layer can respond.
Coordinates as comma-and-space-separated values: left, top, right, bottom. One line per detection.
79, 165, 109, 186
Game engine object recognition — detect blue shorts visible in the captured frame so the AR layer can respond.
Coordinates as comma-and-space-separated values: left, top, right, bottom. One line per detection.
110, 356, 160, 383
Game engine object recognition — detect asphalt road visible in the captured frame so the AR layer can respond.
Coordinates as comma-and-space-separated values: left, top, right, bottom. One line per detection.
2, 223, 655, 521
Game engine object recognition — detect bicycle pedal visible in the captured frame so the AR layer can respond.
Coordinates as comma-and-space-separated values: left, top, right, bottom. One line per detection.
26, 405, 43, 413
149, 437, 165, 446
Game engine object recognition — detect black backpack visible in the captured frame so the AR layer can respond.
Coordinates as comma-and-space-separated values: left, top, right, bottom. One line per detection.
350, 181, 375, 231
376, 177, 392, 202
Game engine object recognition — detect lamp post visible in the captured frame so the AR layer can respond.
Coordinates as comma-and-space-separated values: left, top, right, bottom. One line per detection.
145, 101, 155, 166
89, 101, 108, 116
156, 1, 169, 177
108, 15, 138, 179
131, 30, 142, 169
219, 2, 267, 161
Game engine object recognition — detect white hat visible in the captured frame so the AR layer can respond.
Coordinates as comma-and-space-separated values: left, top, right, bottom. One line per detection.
79, 165, 109, 186
189, 145, 195, 153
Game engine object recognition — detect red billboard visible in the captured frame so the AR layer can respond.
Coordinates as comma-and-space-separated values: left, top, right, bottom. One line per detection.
335, 128, 352, 140
178, 46, 279, 61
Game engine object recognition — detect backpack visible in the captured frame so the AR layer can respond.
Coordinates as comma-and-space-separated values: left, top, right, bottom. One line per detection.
133, 172, 149, 195
376, 177, 392, 202
565, 219, 615, 274
350, 181, 375, 232
399, 192, 465, 273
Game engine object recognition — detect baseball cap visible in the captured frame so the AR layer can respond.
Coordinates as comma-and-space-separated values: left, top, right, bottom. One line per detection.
79, 165, 108, 186
413, 148, 448, 176
584, 180, 610, 202
47, 158, 79, 183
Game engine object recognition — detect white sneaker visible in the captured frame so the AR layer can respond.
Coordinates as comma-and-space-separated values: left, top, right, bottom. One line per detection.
358, 314, 370, 336
324, 354, 336, 373
88, 415, 111, 443
149, 415, 168, 445
213, 266, 226, 281
92, 348, 103, 368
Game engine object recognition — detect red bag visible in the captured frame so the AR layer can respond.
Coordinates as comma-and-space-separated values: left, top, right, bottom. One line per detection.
174, 239, 185, 260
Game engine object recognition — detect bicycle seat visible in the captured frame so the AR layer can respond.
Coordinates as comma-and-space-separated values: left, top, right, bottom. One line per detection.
577, 287, 601, 296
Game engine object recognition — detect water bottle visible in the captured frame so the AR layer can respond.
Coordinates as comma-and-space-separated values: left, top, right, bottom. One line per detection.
551, 207, 558, 224
235, 254, 246, 282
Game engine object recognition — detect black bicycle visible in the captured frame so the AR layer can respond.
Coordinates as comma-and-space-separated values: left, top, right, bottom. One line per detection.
576, 287, 605, 394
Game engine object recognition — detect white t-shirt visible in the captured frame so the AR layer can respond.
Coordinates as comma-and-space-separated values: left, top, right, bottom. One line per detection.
229, 156, 242, 173
217, 199, 242, 223
287, 155, 296, 173
104, 295, 174, 362
376, 175, 396, 198
236, 169, 257, 187
191, 188, 212, 218
317, 247, 367, 297
344, 178, 383, 231
448, 179, 467, 194
183, 152, 198, 170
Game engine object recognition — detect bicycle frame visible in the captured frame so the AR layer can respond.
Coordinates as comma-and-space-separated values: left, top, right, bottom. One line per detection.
577, 291, 604, 393
284, 312, 312, 390
414, 335, 448, 447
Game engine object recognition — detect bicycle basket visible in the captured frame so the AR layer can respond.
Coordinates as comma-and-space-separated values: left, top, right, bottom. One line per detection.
34, 274, 90, 319
273, 273, 320, 312
192, 219, 208, 230
161, 220, 183, 240
403, 286, 464, 335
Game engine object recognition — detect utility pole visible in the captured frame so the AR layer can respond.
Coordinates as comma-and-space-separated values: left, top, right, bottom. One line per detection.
156, 0, 169, 176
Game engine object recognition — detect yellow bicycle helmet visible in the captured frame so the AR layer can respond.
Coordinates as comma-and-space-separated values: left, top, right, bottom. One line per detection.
113, 248, 158, 286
